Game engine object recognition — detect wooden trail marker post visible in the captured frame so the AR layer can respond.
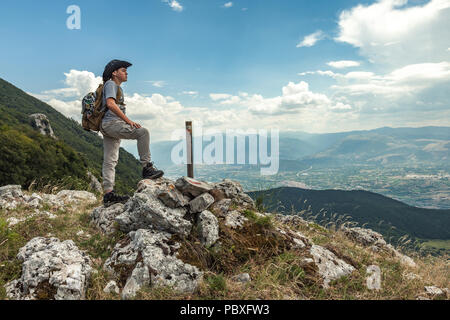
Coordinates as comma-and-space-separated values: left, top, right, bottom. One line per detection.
185, 121, 194, 178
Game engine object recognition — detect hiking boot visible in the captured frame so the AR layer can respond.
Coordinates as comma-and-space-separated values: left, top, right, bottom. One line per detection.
142, 161, 164, 180
103, 190, 130, 207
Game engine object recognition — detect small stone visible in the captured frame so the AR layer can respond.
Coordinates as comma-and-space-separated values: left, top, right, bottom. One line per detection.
403, 272, 421, 281
158, 187, 188, 208
209, 199, 232, 217
231, 273, 251, 283
197, 210, 219, 247
175, 177, 213, 198
103, 280, 120, 294
189, 193, 215, 213
424, 286, 445, 298
366, 265, 381, 291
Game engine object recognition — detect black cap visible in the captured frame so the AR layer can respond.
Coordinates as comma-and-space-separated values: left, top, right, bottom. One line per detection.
102, 59, 132, 82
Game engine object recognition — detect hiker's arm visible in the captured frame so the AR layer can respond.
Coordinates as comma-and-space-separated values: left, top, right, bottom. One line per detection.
106, 98, 141, 128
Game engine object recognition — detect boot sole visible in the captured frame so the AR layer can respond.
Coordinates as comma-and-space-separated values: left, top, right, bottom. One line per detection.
143, 171, 164, 180
103, 199, 129, 208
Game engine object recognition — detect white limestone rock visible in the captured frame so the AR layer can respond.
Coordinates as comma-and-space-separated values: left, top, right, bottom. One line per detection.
5, 237, 92, 300
209, 179, 255, 208
231, 273, 251, 283
56, 190, 97, 204
224, 210, 248, 229
90, 203, 124, 234
189, 193, 215, 213
103, 280, 120, 294
29, 113, 56, 139
175, 177, 213, 198
115, 192, 191, 236
197, 210, 219, 247
341, 227, 387, 247
366, 265, 382, 291
104, 229, 203, 299
309, 244, 355, 288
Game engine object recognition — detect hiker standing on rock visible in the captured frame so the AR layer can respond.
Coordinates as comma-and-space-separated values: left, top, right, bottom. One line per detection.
100, 59, 164, 207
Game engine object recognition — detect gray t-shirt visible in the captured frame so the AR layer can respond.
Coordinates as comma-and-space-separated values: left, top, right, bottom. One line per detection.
102, 80, 126, 124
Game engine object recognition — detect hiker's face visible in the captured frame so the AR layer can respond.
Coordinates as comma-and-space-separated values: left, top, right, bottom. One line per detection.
113, 68, 128, 82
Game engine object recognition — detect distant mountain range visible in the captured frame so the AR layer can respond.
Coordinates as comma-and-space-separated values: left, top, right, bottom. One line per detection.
248, 187, 450, 251
148, 126, 449, 169
0, 77, 141, 194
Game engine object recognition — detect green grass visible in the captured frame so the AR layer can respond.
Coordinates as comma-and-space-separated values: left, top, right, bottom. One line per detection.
420, 239, 450, 250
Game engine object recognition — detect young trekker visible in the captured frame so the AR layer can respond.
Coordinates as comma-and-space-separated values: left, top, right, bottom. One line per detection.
100, 59, 164, 207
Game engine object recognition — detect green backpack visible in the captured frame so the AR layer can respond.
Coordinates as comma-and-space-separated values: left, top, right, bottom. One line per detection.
81, 84, 122, 132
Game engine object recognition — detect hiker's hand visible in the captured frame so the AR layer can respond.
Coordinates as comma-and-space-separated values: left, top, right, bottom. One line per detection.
127, 120, 141, 129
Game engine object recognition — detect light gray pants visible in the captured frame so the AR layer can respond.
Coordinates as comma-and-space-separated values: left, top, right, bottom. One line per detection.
100, 120, 151, 192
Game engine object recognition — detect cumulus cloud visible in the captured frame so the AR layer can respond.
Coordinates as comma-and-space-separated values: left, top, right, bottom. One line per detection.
209, 81, 351, 116
163, 0, 183, 12
296, 30, 325, 48
335, 0, 450, 65
302, 62, 450, 97
223, 2, 233, 8
327, 60, 360, 68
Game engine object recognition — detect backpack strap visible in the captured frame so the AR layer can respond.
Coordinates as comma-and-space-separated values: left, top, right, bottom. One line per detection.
116, 86, 125, 106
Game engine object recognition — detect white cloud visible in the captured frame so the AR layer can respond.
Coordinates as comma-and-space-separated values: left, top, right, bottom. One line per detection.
209, 81, 349, 116
296, 30, 325, 48
209, 93, 232, 101
223, 2, 233, 8
163, 0, 183, 12
147, 80, 167, 88
182, 91, 199, 96
335, 0, 450, 65
327, 60, 360, 68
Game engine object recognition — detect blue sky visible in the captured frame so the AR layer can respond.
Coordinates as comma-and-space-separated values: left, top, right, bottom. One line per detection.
1, 0, 449, 143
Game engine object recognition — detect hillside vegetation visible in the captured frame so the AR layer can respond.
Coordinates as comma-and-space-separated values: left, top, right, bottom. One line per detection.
249, 187, 450, 256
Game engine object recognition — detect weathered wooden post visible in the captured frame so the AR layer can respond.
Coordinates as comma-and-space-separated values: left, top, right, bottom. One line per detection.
185, 121, 194, 178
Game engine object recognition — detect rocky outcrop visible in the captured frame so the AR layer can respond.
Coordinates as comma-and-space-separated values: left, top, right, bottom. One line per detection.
209, 179, 255, 208
0, 185, 97, 212
342, 226, 416, 268
342, 227, 386, 248
90, 203, 124, 234
104, 229, 203, 299
116, 192, 191, 236
5, 237, 92, 300
29, 113, 56, 139
55, 190, 97, 204
87, 171, 103, 194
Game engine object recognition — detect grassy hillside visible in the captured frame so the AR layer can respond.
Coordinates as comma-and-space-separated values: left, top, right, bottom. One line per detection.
1, 189, 448, 300
0, 78, 141, 194
248, 187, 450, 253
